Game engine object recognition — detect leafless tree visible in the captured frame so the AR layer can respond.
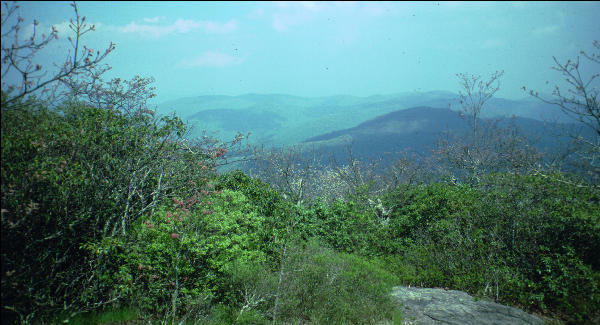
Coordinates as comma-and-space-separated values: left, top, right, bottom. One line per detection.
526, 41, 599, 138
247, 145, 323, 205
524, 40, 599, 185
437, 71, 540, 184
457, 70, 504, 136
1, 1, 115, 109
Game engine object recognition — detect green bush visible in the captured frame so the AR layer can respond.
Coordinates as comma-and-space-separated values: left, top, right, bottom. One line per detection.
214, 239, 401, 324
380, 173, 600, 321
307, 199, 383, 255
216, 171, 300, 264
271, 240, 400, 324
124, 189, 268, 318
1, 99, 215, 320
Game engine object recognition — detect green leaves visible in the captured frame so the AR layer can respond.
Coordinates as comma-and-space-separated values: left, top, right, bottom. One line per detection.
377, 173, 600, 321
2, 94, 598, 323
123, 189, 269, 316
1, 99, 222, 320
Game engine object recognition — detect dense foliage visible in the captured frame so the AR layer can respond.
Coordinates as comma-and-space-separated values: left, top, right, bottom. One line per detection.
0, 97, 403, 324
2, 94, 600, 324
379, 174, 600, 322
1, 96, 218, 322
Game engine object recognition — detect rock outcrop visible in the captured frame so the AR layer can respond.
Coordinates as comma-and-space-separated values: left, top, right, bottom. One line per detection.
391, 286, 547, 325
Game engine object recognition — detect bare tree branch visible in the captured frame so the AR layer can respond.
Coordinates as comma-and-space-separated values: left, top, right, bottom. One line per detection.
1, 1, 115, 110
524, 40, 600, 184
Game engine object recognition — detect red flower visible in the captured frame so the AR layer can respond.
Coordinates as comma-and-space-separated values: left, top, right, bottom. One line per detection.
171, 233, 179, 239
172, 198, 184, 208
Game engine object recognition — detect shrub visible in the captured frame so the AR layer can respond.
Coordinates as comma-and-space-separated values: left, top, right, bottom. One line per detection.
123, 189, 268, 319
214, 239, 401, 324
270, 240, 400, 324
380, 173, 600, 321
1, 99, 216, 320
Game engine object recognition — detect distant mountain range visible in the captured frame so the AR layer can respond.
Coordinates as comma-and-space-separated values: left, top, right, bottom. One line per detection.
155, 92, 598, 168
156, 91, 573, 148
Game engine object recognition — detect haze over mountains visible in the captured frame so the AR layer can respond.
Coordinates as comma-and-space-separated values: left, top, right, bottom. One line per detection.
156, 91, 577, 157
158, 91, 569, 134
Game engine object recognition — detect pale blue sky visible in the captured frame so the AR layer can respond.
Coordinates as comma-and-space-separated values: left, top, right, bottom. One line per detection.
4, 1, 600, 103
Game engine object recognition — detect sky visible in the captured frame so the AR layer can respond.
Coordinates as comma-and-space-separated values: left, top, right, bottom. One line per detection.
3, 1, 600, 104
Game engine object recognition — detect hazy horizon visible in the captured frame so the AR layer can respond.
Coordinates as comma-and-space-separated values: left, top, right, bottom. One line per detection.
5, 1, 600, 104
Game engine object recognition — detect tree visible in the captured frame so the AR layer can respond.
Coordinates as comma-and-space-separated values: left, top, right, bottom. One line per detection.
246, 145, 323, 205
436, 71, 540, 184
246, 143, 389, 205
524, 40, 599, 185
1, 1, 115, 110
0, 2, 239, 320
457, 70, 504, 136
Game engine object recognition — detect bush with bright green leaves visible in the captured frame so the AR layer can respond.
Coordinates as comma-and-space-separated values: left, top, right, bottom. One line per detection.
306, 199, 383, 255
123, 188, 269, 319
217, 171, 392, 258
216, 171, 298, 253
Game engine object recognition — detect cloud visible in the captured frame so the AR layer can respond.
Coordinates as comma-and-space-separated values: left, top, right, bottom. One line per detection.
143, 16, 163, 23
271, 1, 324, 32
275, 1, 322, 12
52, 21, 72, 35
248, 8, 266, 19
267, 2, 396, 32
532, 25, 559, 36
178, 51, 243, 68
272, 14, 295, 32
119, 18, 238, 37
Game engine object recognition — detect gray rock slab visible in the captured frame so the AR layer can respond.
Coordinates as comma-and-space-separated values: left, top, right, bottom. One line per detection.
391, 286, 546, 325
